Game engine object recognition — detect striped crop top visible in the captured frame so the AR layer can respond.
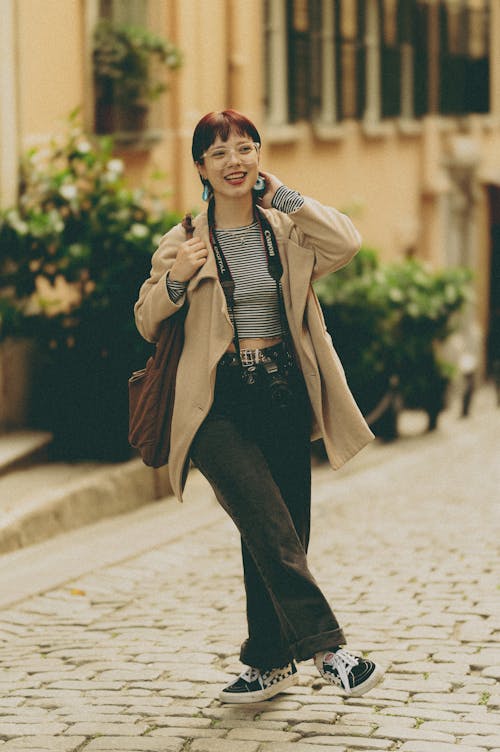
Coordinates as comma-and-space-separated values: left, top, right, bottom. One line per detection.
166, 186, 304, 339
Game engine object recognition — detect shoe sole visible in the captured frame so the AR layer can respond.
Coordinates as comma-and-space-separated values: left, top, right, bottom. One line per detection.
218, 672, 299, 704
347, 663, 385, 697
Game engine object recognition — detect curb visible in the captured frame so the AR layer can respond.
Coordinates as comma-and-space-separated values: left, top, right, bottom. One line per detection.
0, 458, 173, 555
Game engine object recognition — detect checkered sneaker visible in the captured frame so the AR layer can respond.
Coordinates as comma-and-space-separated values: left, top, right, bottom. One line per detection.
314, 648, 384, 697
219, 661, 298, 704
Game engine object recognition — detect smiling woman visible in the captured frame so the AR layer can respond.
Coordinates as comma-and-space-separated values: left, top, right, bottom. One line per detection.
134, 109, 383, 704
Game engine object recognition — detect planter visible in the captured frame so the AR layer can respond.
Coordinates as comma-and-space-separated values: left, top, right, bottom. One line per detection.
94, 99, 116, 135
32, 344, 134, 462
116, 104, 149, 133
94, 101, 149, 135
0, 338, 36, 430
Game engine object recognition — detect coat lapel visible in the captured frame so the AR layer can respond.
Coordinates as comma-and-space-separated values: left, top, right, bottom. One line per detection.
282, 240, 315, 334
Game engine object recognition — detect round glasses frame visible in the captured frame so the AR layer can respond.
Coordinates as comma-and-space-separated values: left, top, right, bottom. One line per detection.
201, 142, 260, 165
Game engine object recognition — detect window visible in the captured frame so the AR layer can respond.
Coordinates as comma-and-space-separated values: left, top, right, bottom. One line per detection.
287, 0, 322, 121
264, 0, 491, 128
88, 0, 172, 138
338, 0, 366, 120
381, 0, 402, 118
439, 0, 490, 115
99, 0, 148, 25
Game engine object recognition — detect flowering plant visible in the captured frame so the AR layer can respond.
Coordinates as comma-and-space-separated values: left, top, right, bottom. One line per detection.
0, 114, 181, 458
93, 21, 181, 105
0, 113, 179, 333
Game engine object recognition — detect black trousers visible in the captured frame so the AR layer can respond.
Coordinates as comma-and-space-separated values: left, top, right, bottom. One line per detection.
190, 358, 345, 669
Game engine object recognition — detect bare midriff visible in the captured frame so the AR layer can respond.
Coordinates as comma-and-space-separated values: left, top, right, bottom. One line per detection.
226, 336, 282, 353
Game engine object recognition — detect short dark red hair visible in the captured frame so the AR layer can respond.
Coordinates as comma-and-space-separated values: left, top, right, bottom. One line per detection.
192, 110, 261, 163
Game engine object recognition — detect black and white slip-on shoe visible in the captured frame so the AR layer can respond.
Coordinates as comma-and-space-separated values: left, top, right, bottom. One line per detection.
218, 661, 298, 704
314, 648, 384, 697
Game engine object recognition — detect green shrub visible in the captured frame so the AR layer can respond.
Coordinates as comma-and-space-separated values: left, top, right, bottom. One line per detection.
314, 249, 473, 433
0, 113, 181, 459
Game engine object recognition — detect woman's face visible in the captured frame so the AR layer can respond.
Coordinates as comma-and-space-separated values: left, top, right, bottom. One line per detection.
198, 129, 260, 201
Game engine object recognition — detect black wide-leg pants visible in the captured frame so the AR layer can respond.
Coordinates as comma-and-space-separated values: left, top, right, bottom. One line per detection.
190, 360, 345, 669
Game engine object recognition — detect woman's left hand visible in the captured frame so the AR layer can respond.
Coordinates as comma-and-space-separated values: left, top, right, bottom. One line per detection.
256, 170, 283, 209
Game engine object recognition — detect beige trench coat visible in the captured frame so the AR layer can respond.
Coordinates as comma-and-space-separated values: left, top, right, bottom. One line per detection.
134, 197, 374, 501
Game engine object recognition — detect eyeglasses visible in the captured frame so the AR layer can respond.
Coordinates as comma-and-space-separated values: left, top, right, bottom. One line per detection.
201, 142, 260, 165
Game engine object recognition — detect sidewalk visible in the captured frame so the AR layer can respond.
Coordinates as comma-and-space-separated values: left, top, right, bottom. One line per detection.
0, 386, 498, 752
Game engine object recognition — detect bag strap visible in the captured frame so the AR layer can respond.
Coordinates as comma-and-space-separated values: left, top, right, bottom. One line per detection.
182, 213, 194, 240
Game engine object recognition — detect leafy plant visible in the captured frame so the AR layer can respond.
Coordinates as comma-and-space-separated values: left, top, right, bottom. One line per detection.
0, 113, 181, 459
93, 20, 181, 107
314, 249, 473, 433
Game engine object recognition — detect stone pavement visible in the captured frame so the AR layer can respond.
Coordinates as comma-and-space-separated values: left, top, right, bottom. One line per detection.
0, 387, 499, 752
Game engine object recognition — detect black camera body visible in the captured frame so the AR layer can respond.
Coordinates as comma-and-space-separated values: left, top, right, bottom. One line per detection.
241, 356, 293, 407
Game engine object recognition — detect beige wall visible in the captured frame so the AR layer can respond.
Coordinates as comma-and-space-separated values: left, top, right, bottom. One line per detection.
16, 0, 84, 142
0, 0, 20, 207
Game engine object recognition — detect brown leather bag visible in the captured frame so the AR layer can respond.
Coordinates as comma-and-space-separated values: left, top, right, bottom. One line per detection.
128, 214, 193, 467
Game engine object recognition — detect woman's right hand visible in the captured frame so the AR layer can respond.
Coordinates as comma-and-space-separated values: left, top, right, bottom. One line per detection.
169, 238, 209, 282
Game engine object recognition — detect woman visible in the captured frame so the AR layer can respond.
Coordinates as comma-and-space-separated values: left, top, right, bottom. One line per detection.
134, 110, 383, 703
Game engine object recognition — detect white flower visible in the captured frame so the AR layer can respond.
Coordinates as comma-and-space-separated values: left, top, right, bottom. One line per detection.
389, 287, 404, 302
107, 158, 124, 174
48, 210, 65, 233
6, 209, 29, 235
76, 140, 91, 154
152, 233, 163, 247
59, 184, 78, 201
29, 146, 51, 165
130, 223, 149, 238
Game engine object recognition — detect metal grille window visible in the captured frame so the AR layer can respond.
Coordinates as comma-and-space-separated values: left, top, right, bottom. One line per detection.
381, 0, 402, 118
264, 0, 490, 127
439, 0, 490, 115
338, 0, 366, 120
287, 0, 322, 121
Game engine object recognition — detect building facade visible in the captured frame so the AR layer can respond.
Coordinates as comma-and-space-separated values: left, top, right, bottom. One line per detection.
1, 0, 500, 373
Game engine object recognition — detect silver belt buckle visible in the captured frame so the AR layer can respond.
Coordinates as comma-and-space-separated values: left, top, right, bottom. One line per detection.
240, 348, 263, 367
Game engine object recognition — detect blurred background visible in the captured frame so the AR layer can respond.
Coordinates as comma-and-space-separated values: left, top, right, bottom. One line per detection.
0, 0, 498, 464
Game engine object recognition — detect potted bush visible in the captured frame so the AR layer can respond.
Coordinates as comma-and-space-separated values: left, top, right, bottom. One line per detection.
382, 260, 472, 429
0, 297, 36, 429
0, 113, 181, 459
92, 20, 182, 134
314, 249, 472, 438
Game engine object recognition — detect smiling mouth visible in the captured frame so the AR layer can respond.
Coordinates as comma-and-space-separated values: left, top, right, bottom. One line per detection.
224, 172, 247, 182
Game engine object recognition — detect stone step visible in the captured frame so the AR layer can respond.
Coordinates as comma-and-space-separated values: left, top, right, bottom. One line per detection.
0, 456, 173, 555
0, 429, 53, 476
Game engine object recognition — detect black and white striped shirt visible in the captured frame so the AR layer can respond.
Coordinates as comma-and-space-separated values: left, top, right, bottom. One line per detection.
166, 186, 304, 338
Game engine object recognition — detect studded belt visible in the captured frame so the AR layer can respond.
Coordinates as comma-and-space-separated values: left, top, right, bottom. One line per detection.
219, 342, 287, 368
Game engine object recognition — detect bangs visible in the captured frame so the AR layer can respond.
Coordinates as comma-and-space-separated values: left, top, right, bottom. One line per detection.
192, 110, 261, 162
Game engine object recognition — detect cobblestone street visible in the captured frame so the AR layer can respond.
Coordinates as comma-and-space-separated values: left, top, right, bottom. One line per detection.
0, 389, 499, 752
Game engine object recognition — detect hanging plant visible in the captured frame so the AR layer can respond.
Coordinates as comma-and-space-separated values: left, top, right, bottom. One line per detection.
92, 20, 182, 133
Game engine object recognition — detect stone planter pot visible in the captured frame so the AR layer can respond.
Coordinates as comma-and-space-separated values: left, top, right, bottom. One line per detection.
95, 100, 149, 135
0, 338, 36, 429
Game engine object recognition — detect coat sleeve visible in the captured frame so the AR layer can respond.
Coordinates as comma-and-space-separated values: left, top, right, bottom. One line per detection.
284, 197, 362, 280
134, 222, 186, 343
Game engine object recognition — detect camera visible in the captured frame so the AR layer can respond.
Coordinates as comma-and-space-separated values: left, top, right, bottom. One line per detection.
259, 356, 293, 407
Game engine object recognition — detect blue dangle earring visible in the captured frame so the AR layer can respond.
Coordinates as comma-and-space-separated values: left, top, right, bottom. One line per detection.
201, 178, 212, 202
252, 175, 266, 199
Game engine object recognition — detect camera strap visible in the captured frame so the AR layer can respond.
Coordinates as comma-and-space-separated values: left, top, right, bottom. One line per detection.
207, 198, 294, 369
